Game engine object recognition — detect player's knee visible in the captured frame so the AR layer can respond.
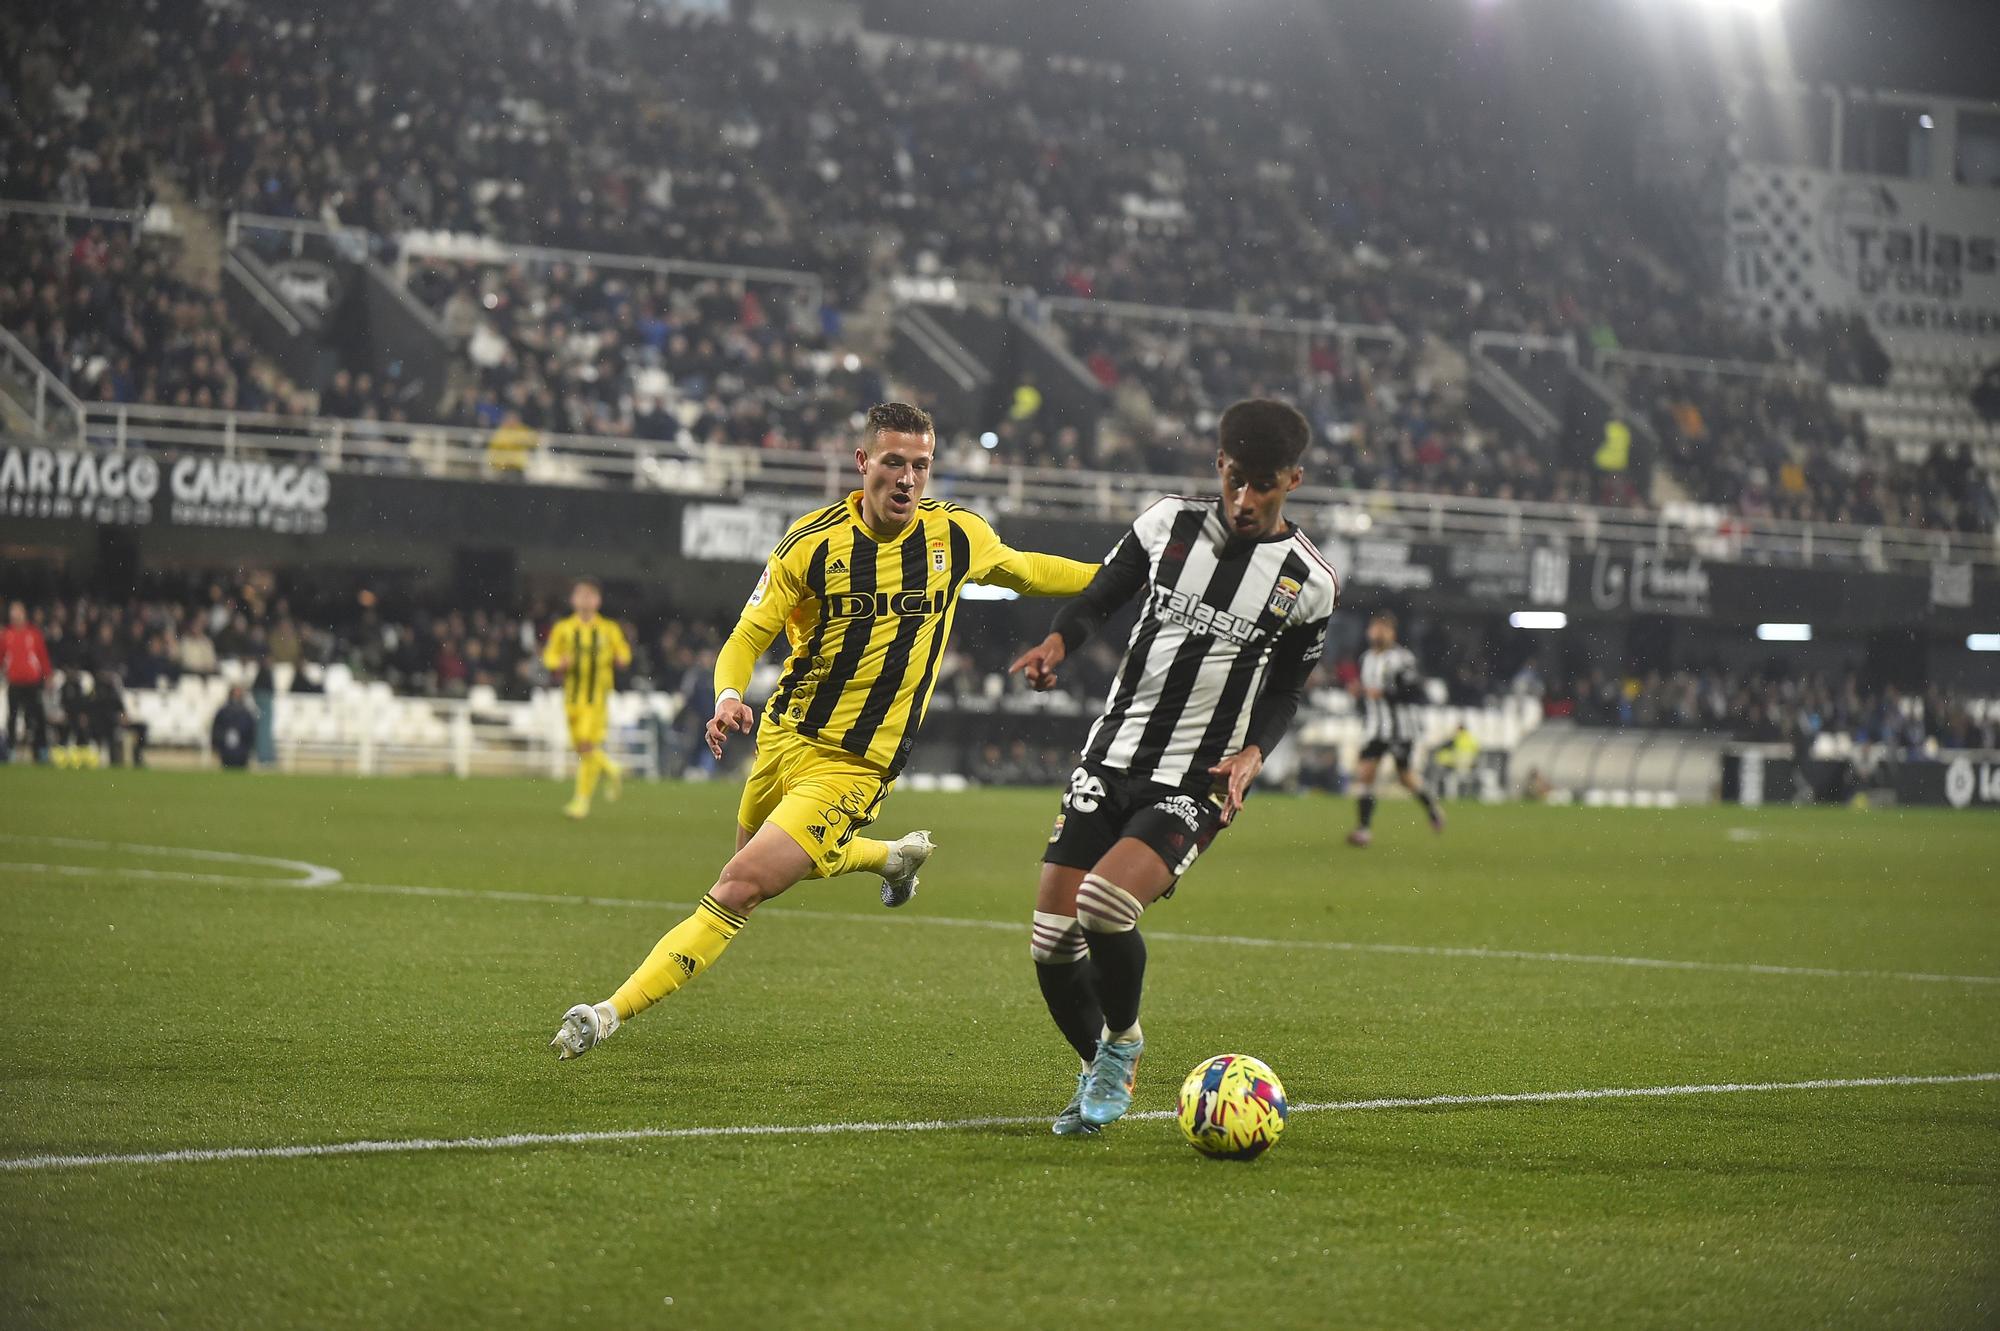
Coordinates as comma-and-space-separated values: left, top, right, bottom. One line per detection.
1075, 874, 1143, 934
712, 861, 786, 913
1030, 910, 1088, 964
709, 873, 759, 914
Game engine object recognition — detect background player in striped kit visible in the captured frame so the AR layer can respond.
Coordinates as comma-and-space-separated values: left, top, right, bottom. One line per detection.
1347, 610, 1445, 847
1009, 399, 1338, 1134
542, 579, 633, 820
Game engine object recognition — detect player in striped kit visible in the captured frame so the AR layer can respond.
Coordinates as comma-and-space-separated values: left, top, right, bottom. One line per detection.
1009, 399, 1339, 1134
1347, 610, 1445, 847
548, 402, 1096, 1062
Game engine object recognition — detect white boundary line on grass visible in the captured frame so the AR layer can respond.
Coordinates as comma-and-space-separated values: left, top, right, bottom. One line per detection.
5, 835, 1999, 987
3, 1072, 1994, 1174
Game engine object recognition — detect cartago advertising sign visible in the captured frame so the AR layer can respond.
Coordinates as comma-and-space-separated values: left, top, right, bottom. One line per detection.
1726, 166, 2000, 353
0, 445, 329, 533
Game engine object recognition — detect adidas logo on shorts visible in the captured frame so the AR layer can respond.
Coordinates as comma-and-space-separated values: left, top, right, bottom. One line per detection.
806, 823, 827, 840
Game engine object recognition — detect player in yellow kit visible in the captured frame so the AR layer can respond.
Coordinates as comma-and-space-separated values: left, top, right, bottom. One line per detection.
551, 401, 1097, 1059
542, 579, 633, 819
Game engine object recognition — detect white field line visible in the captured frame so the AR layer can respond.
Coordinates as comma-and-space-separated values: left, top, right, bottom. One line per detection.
4, 838, 1999, 988
0, 834, 340, 886
3, 1072, 1994, 1175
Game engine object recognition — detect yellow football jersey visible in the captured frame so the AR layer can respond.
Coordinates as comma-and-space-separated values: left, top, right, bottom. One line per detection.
716, 493, 1095, 776
542, 614, 632, 708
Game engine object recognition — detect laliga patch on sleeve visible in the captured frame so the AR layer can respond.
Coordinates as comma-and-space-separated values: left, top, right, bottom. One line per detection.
746, 567, 771, 608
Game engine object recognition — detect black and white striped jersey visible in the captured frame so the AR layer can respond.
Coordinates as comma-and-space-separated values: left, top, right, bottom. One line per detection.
1052, 496, 1339, 788
1359, 645, 1422, 743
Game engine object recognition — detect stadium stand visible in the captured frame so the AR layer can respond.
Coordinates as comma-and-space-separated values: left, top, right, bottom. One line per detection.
0, 211, 309, 415
1615, 358, 1997, 532
3, 0, 1996, 528
7, 583, 1992, 782
405, 257, 877, 449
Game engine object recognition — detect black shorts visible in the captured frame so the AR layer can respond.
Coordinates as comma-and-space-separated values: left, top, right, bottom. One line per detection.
1042, 761, 1227, 881
1359, 738, 1415, 769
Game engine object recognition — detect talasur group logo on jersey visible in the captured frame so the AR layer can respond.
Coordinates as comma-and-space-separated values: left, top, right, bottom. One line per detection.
1820, 180, 1998, 298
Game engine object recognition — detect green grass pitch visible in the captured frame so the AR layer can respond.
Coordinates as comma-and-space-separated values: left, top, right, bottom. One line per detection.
1, 768, 1996, 1329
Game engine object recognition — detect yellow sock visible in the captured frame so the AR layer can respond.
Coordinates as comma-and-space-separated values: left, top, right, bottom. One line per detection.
826, 836, 890, 877
575, 751, 601, 803
610, 894, 748, 1020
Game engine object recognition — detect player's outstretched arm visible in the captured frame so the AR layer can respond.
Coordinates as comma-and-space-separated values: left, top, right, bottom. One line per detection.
955, 509, 1096, 597
1008, 533, 1149, 691
1210, 614, 1331, 819
708, 555, 804, 757
978, 545, 1097, 597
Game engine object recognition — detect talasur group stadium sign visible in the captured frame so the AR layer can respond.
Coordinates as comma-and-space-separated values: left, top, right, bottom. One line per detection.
0, 445, 330, 534
1726, 166, 2000, 355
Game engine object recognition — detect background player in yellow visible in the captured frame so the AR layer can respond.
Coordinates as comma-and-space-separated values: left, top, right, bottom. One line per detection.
551, 402, 1097, 1059
541, 579, 632, 819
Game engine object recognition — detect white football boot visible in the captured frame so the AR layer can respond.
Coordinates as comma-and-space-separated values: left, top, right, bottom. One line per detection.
879, 830, 936, 908
550, 1001, 619, 1060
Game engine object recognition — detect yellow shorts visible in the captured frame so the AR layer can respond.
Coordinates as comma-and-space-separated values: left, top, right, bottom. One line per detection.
565, 702, 609, 747
737, 724, 892, 878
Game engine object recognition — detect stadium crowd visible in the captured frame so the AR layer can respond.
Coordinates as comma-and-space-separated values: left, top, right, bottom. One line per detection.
1057, 313, 1609, 504
406, 259, 877, 450
5, 579, 1993, 770
0, 212, 307, 415
1546, 663, 1998, 754
2, 0, 1993, 531
1620, 362, 1997, 533
0, 0, 1778, 348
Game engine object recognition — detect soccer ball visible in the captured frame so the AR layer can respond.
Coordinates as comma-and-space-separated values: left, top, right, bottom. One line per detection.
1176, 1054, 1288, 1159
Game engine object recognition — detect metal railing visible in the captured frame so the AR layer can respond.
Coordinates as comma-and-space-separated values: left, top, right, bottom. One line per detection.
68, 401, 2000, 571
1468, 330, 1568, 438
1031, 293, 1404, 350
1593, 346, 1798, 381
0, 195, 171, 238
0, 326, 85, 442
391, 229, 827, 305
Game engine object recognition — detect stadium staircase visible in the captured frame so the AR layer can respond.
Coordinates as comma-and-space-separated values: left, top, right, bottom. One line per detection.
152, 180, 222, 292
0, 326, 84, 442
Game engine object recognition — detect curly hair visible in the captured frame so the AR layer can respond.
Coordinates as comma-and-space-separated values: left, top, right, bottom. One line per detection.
1217, 398, 1310, 475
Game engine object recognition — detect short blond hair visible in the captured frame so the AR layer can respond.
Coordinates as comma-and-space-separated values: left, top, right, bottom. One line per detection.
862, 401, 936, 449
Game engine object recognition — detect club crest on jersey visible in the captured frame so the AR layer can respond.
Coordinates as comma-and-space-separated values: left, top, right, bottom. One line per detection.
930, 538, 948, 572
1267, 575, 1302, 620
